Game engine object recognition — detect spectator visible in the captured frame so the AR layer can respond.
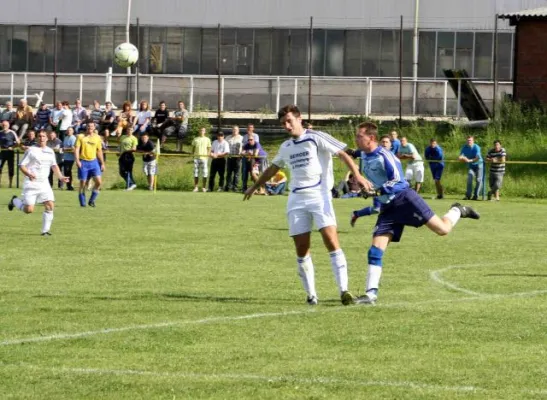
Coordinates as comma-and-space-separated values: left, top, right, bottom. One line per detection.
224, 125, 243, 192
169, 101, 189, 152
424, 138, 445, 199
191, 127, 212, 192
0, 120, 20, 188
208, 131, 230, 192
305, 122, 313, 130
34, 103, 51, 131
397, 136, 424, 193
118, 126, 138, 190
72, 99, 87, 132
152, 101, 171, 140
241, 123, 260, 192
333, 171, 361, 198
0, 101, 15, 125
137, 132, 157, 191
89, 100, 105, 127
49, 101, 63, 133
390, 130, 401, 155
12, 99, 33, 139
134, 100, 151, 135
58, 101, 73, 141
62, 126, 77, 191
265, 170, 287, 195
101, 101, 117, 134
458, 135, 483, 200
116, 101, 133, 137
242, 135, 267, 195
21, 130, 37, 150
46, 130, 63, 188
486, 140, 507, 201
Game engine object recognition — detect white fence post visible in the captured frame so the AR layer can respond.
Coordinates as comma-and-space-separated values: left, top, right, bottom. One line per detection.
443, 80, 448, 116
293, 78, 298, 105
457, 79, 462, 119
220, 76, 225, 111
23, 73, 28, 100
10, 73, 14, 103
105, 67, 113, 105
275, 76, 280, 112
365, 77, 370, 117
189, 76, 194, 112
149, 75, 154, 106
79, 75, 83, 103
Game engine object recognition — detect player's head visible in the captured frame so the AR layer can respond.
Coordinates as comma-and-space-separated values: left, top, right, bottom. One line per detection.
86, 121, 96, 133
141, 132, 149, 143
1, 120, 9, 130
466, 135, 474, 146
430, 138, 438, 148
232, 125, 239, 135
278, 104, 303, 137
379, 135, 391, 150
355, 122, 379, 151
37, 130, 48, 145
400, 136, 408, 146
159, 101, 166, 110
390, 130, 398, 139
493, 139, 501, 151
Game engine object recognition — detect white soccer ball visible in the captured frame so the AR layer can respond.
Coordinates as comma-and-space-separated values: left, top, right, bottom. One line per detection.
114, 42, 139, 68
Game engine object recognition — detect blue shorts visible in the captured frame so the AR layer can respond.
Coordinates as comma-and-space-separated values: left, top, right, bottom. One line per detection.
429, 163, 444, 181
374, 189, 435, 242
78, 159, 101, 181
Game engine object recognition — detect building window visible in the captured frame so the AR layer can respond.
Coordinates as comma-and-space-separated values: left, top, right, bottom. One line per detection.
496, 32, 512, 81
253, 29, 271, 75
455, 32, 473, 74
436, 32, 455, 78
362, 30, 381, 76
474, 32, 492, 79
418, 31, 435, 78
12, 26, 29, 71
183, 28, 201, 74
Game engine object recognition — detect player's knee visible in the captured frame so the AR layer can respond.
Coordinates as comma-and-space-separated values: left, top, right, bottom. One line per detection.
23, 206, 34, 214
368, 245, 384, 267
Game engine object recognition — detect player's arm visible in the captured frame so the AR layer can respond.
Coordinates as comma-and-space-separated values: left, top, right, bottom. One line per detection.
336, 150, 373, 192
97, 143, 105, 171
19, 150, 35, 180
378, 152, 407, 195
243, 164, 280, 201
74, 138, 82, 168
51, 164, 69, 183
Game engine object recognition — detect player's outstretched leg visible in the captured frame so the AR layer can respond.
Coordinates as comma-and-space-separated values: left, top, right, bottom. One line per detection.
356, 244, 385, 305
8, 195, 25, 212
426, 202, 480, 236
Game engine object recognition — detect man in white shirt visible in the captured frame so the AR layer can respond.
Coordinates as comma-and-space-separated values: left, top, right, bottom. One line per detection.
244, 105, 372, 306
8, 130, 69, 235
224, 125, 243, 192
208, 131, 230, 192
397, 136, 424, 193
59, 101, 73, 141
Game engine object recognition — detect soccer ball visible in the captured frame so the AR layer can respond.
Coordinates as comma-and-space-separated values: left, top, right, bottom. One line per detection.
114, 42, 139, 68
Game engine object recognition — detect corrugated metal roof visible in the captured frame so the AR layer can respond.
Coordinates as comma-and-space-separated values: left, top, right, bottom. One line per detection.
499, 7, 547, 18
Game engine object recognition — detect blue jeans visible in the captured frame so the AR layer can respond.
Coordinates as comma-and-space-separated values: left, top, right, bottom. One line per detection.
266, 182, 286, 195
466, 164, 483, 198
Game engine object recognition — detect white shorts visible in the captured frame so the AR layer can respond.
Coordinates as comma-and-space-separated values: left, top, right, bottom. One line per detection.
22, 182, 54, 206
286, 193, 337, 236
405, 163, 425, 183
143, 160, 157, 176
193, 159, 208, 178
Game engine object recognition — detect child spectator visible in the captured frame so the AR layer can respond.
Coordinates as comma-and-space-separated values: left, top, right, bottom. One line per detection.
265, 170, 287, 195
118, 126, 138, 190
137, 133, 157, 190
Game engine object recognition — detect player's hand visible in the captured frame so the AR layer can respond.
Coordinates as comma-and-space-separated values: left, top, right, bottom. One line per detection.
28, 173, 36, 181
61, 176, 70, 183
76, 161, 82, 168
100, 163, 105, 172
360, 187, 378, 199
356, 175, 374, 192
243, 187, 255, 201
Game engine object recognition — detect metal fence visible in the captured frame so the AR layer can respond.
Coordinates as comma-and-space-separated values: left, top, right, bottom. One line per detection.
0, 71, 512, 117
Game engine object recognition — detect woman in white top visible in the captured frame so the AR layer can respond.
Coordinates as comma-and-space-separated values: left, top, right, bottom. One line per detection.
133, 100, 151, 135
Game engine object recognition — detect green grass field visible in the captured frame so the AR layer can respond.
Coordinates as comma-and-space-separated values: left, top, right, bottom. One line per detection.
1, 189, 547, 399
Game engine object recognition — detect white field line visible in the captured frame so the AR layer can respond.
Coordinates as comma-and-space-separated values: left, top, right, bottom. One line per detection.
2, 288, 547, 347
1, 364, 547, 396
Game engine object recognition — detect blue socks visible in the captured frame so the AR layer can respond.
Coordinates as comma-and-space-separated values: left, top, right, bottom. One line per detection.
89, 190, 99, 203
78, 193, 86, 207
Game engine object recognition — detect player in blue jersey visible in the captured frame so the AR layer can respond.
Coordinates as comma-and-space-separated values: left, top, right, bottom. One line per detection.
424, 138, 445, 199
353, 122, 480, 305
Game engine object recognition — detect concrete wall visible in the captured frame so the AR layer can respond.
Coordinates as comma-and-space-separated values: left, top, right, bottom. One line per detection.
514, 20, 547, 104
3, 0, 545, 30
0, 73, 512, 116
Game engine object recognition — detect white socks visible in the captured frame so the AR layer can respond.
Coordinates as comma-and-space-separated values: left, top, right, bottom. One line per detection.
42, 210, 53, 233
366, 265, 382, 293
297, 255, 316, 298
443, 207, 462, 227
13, 197, 24, 211
329, 249, 349, 294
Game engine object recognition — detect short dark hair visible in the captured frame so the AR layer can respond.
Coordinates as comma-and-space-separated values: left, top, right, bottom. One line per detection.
358, 122, 379, 139
493, 139, 501, 145
430, 138, 437, 143
159, 101, 166, 105
278, 104, 301, 120
379, 135, 390, 142
217, 131, 224, 136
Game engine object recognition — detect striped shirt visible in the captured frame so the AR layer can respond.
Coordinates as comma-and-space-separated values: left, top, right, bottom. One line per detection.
487, 147, 506, 173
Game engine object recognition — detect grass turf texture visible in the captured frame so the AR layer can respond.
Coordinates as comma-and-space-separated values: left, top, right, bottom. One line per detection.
1, 189, 547, 399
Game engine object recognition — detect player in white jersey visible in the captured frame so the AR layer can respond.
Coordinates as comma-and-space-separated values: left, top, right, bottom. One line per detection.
244, 105, 372, 306
8, 130, 69, 235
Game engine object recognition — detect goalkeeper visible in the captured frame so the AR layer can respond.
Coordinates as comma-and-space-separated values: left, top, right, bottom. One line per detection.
352, 122, 480, 305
